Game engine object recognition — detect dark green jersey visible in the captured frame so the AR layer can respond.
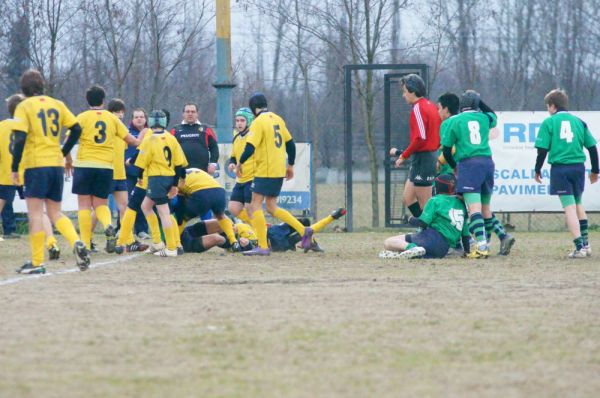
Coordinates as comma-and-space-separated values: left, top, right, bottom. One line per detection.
419, 194, 470, 246
440, 111, 497, 161
534, 112, 597, 165
438, 116, 457, 174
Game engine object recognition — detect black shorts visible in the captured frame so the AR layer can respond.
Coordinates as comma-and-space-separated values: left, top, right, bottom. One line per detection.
147, 176, 174, 205
456, 156, 495, 195
0, 185, 16, 202
72, 167, 113, 199
128, 186, 147, 211
24, 167, 64, 202
230, 181, 253, 204
550, 163, 585, 197
111, 179, 129, 193
185, 188, 226, 219
406, 228, 449, 258
409, 151, 437, 186
181, 228, 207, 253
252, 177, 284, 197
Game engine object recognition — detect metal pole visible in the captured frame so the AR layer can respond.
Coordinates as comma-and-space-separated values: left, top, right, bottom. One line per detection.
344, 66, 353, 232
213, 0, 235, 142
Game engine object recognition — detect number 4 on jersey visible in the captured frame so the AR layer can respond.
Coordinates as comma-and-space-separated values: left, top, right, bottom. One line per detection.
560, 121, 573, 143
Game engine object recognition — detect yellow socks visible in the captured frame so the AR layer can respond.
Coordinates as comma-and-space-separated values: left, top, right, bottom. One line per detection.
311, 215, 334, 233
238, 208, 251, 223
45, 235, 58, 249
118, 208, 136, 245
272, 208, 305, 235
217, 217, 237, 244
30, 231, 46, 266
95, 205, 112, 230
164, 225, 177, 251
170, 215, 182, 247
250, 210, 268, 249
78, 209, 93, 249
55, 215, 80, 248
145, 213, 162, 244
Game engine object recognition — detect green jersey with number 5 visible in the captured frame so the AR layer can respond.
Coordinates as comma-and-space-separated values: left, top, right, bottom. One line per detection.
419, 194, 470, 247
534, 112, 597, 165
440, 111, 497, 162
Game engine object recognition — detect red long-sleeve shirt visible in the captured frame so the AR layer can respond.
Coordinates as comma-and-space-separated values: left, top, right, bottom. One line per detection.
401, 97, 441, 159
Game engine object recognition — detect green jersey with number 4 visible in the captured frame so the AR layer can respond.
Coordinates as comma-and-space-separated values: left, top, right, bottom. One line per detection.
419, 194, 470, 247
534, 112, 597, 164
440, 111, 497, 162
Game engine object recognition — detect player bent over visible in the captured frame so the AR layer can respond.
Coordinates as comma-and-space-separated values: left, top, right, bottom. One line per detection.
236, 93, 313, 256
534, 89, 598, 258
135, 110, 188, 257
380, 174, 470, 259
11, 69, 89, 273
174, 168, 239, 250
227, 107, 255, 223
441, 90, 515, 258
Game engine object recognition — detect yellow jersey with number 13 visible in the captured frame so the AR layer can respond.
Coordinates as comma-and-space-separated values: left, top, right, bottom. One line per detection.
246, 112, 292, 178
12, 95, 77, 170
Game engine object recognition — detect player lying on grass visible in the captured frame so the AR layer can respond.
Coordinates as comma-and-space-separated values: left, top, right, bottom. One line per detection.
134, 110, 188, 257
179, 208, 346, 254
380, 174, 471, 259
534, 89, 598, 258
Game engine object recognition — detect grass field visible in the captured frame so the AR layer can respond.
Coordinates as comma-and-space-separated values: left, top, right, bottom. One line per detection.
1, 231, 599, 397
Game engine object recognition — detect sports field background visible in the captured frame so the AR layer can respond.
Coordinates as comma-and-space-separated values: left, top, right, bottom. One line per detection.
1, 231, 598, 397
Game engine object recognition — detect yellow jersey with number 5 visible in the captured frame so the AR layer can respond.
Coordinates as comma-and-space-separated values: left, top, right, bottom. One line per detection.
75, 110, 129, 169
246, 112, 292, 178
13, 95, 77, 170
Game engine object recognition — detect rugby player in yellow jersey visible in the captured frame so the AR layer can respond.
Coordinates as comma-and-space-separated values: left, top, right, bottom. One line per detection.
174, 168, 239, 250
135, 110, 188, 257
67, 85, 140, 254
236, 93, 312, 256
11, 69, 89, 273
227, 107, 254, 223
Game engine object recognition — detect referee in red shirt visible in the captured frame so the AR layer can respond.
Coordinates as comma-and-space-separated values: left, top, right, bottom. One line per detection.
390, 74, 441, 217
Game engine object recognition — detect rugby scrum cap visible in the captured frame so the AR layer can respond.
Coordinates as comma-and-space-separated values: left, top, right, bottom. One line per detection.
433, 173, 456, 195
235, 107, 255, 126
148, 109, 168, 129
460, 89, 481, 111
249, 92, 268, 112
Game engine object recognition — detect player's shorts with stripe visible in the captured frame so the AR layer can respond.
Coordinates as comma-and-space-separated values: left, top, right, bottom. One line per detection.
146, 176, 174, 205
72, 167, 113, 199
550, 163, 585, 197
128, 186, 146, 211
406, 228, 449, 258
456, 156, 494, 195
24, 167, 64, 202
230, 181, 253, 204
252, 177, 284, 197
0, 185, 16, 202
111, 179, 129, 193
185, 188, 226, 219
409, 151, 437, 187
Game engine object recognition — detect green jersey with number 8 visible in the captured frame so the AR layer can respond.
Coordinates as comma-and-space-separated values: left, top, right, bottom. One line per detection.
419, 194, 470, 247
440, 111, 497, 162
534, 112, 597, 165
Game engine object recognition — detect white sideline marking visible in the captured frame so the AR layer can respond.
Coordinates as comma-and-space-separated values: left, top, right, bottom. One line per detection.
0, 254, 141, 287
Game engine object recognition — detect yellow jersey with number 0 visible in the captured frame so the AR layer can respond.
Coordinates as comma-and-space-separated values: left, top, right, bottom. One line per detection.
135, 131, 188, 178
13, 95, 77, 169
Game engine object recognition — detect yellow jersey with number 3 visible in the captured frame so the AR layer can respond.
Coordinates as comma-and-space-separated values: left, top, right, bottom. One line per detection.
75, 110, 129, 168
135, 131, 188, 177
13, 95, 77, 170
0, 119, 25, 185
246, 112, 292, 178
